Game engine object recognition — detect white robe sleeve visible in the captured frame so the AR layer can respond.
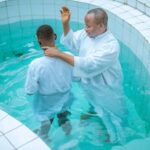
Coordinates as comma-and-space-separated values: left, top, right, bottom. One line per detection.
73, 42, 120, 78
25, 63, 38, 94
60, 29, 84, 55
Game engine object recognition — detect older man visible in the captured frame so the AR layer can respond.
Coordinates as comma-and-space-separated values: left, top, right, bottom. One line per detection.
44, 7, 128, 143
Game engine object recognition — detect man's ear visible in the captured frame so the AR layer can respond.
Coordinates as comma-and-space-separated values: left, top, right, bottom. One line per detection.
54, 33, 57, 40
38, 40, 42, 46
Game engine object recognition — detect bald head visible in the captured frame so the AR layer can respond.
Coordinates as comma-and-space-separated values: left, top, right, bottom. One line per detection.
86, 8, 108, 28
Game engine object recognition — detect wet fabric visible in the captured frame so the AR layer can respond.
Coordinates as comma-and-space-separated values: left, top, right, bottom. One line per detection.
25, 56, 73, 121
61, 29, 128, 143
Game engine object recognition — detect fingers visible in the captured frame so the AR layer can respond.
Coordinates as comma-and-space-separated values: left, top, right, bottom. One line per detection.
62, 6, 70, 12
42, 46, 56, 50
60, 6, 70, 14
42, 46, 49, 50
44, 50, 49, 56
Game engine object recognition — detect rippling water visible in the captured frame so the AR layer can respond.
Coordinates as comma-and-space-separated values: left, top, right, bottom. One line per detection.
0, 19, 150, 150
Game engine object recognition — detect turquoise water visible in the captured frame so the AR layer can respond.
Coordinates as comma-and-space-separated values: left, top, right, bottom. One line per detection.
0, 19, 150, 150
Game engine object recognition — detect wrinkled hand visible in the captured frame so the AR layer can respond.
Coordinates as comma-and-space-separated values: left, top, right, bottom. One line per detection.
42, 46, 60, 57
60, 6, 71, 24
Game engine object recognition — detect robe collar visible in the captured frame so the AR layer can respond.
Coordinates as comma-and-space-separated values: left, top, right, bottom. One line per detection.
92, 30, 109, 40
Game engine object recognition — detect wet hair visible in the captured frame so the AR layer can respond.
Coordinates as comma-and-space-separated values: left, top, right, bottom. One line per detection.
36, 24, 54, 41
86, 8, 108, 27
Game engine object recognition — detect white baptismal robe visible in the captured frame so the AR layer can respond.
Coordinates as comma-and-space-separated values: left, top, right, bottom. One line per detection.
25, 56, 73, 121
61, 29, 128, 142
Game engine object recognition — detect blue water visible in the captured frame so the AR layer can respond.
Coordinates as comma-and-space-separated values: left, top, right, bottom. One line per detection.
0, 19, 150, 150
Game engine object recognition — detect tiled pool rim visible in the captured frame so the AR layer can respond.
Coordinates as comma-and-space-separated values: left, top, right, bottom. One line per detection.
0, 109, 51, 150
0, 0, 150, 150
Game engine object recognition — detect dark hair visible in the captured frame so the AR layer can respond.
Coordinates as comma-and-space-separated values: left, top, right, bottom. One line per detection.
87, 8, 108, 27
36, 25, 54, 41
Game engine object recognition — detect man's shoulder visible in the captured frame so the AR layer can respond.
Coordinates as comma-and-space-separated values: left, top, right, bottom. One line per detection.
29, 57, 44, 67
75, 29, 86, 38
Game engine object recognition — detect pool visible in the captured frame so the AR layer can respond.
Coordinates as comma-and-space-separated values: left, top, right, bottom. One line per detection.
0, 18, 150, 150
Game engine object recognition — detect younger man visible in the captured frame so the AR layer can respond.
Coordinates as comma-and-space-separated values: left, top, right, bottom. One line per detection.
25, 25, 73, 140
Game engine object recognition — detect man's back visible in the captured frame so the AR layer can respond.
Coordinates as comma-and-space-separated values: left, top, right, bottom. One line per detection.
25, 56, 72, 95
25, 56, 73, 121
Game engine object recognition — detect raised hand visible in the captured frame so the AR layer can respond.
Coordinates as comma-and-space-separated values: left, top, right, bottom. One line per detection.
60, 6, 71, 25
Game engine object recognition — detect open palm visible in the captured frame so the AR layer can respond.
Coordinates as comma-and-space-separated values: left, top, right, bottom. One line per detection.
60, 7, 71, 24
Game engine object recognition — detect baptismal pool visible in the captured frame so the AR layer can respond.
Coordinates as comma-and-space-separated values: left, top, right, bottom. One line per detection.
0, 19, 150, 150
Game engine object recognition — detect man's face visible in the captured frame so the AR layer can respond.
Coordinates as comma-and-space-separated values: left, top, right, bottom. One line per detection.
84, 13, 104, 38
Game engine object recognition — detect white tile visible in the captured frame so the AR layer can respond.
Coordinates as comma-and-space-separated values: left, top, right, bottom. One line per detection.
78, 8, 88, 23
129, 27, 139, 53
137, 1, 145, 12
18, 138, 51, 150
19, 5, 32, 16
129, 9, 143, 16
7, 5, 19, 17
43, 4, 55, 17
6, 0, 17, 6
135, 33, 145, 61
108, 12, 117, 32
118, 12, 133, 21
0, 110, 8, 120
145, 5, 150, 16
141, 40, 150, 70
0, 1, 6, 7
134, 22, 149, 31
43, 0, 54, 5
5, 125, 37, 148
102, 3, 120, 10
0, 7, 7, 20
76, 0, 93, 2
0, 136, 14, 150
111, 7, 127, 16
66, 0, 79, 7
115, 0, 125, 3
8, 17, 20, 24
53, 0, 67, 7
0, 131, 2, 136
18, 0, 31, 6
122, 22, 132, 46
30, 0, 44, 5
31, 5, 43, 16
20, 16, 32, 22
90, 0, 106, 6
119, 5, 134, 12
0, 0, 6, 2
127, 0, 137, 8
110, 1, 123, 7
136, 15, 150, 22
0, 115, 21, 134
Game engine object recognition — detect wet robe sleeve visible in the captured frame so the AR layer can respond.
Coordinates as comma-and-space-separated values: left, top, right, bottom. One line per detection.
61, 29, 120, 78
61, 29, 83, 55
74, 42, 119, 78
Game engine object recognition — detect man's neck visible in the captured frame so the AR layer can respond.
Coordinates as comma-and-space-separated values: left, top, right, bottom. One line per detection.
42, 42, 55, 48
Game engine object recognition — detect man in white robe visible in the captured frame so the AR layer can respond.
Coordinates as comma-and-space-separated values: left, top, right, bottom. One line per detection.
25, 25, 73, 139
44, 7, 128, 143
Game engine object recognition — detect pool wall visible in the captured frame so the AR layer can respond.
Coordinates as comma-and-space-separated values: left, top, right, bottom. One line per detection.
0, 0, 150, 150
0, 0, 149, 75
